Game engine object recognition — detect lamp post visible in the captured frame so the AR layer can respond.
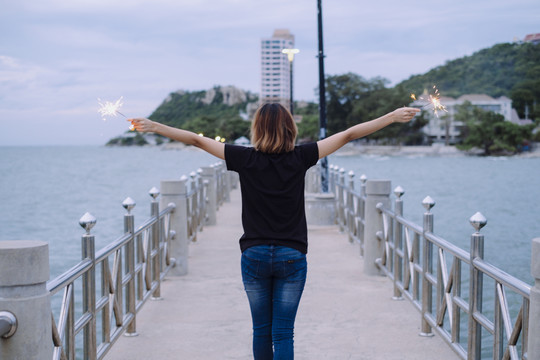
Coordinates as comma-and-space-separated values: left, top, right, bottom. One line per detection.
282, 48, 299, 115
317, 0, 329, 192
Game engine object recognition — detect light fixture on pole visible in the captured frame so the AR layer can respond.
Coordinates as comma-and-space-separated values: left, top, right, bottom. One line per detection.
282, 48, 299, 115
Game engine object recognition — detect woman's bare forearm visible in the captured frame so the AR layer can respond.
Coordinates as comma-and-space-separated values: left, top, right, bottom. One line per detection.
317, 107, 419, 159
129, 118, 225, 159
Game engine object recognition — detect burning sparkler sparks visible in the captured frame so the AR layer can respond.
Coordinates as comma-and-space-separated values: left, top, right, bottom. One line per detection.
410, 85, 448, 118
97, 96, 134, 130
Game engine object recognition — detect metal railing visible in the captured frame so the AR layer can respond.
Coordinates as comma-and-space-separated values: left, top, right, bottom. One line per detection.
331, 165, 537, 360
43, 161, 233, 360
328, 165, 367, 253
46, 188, 177, 360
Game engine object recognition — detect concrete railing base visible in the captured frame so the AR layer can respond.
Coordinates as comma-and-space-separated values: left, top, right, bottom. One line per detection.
0, 240, 52, 360
305, 192, 336, 226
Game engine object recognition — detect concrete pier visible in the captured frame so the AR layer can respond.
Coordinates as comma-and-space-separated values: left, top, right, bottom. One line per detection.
105, 188, 457, 360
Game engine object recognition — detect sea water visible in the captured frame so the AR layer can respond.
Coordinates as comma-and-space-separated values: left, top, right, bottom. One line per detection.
1, 145, 538, 283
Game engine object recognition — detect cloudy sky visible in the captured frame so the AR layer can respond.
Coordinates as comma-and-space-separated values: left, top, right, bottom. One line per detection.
1, 0, 539, 146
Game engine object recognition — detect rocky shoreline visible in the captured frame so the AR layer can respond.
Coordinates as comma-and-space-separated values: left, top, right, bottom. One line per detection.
133, 140, 540, 158
332, 143, 540, 158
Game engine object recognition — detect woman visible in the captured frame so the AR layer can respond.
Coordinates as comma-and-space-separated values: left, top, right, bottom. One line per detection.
129, 103, 419, 359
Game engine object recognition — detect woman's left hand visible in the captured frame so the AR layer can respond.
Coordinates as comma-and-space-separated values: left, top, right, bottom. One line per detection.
128, 118, 155, 132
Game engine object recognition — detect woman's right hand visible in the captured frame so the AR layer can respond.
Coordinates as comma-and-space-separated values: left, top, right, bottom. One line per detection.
391, 107, 420, 123
128, 118, 156, 133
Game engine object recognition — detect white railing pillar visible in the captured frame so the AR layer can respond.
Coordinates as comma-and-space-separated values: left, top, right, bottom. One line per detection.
160, 178, 189, 275
0, 240, 52, 360
363, 179, 391, 276
529, 237, 540, 360
201, 165, 217, 225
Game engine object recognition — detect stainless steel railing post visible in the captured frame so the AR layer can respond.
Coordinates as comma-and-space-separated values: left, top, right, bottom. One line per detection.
123, 197, 138, 336
530, 237, 540, 360
467, 212, 486, 359
196, 169, 205, 232
392, 186, 405, 300
149, 187, 162, 300
358, 175, 367, 256
346, 171, 355, 243
420, 196, 435, 337
337, 168, 345, 231
80, 212, 97, 360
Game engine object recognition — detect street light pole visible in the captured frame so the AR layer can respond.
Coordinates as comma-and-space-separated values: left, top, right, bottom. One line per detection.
317, 0, 329, 192
282, 48, 299, 115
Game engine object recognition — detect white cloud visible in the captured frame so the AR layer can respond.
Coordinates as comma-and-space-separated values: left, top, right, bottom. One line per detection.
1, 0, 539, 145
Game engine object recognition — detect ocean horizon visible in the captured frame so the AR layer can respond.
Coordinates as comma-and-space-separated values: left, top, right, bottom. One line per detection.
1, 144, 539, 285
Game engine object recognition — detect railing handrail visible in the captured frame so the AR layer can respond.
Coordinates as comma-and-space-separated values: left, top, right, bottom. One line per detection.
326, 163, 537, 360
41, 161, 235, 360
472, 258, 531, 298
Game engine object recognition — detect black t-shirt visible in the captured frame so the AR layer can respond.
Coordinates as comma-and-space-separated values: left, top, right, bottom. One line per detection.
225, 143, 319, 254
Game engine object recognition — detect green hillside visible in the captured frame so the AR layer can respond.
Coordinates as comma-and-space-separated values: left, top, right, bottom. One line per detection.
109, 41, 539, 149
149, 86, 258, 141
398, 42, 540, 118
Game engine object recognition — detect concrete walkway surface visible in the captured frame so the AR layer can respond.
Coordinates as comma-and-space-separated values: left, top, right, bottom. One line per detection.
106, 188, 458, 360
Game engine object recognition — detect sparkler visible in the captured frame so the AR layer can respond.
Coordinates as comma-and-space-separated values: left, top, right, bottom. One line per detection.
97, 96, 134, 130
410, 85, 448, 118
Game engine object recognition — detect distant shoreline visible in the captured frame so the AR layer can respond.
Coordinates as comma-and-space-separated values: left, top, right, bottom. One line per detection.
332, 143, 540, 158
134, 141, 540, 158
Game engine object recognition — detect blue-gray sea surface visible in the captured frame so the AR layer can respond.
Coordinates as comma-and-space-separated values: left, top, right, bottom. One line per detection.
1, 145, 538, 285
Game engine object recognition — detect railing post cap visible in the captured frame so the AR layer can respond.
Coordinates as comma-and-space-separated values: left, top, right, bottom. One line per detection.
339, 167, 345, 174
394, 185, 405, 198
360, 174, 367, 183
190, 171, 197, 178
532, 238, 540, 279
79, 212, 97, 233
149, 186, 160, 199
122, 197, 136, 212
469, 212, 487, 232
422, 196, 435, 211
180, 175, 188, 181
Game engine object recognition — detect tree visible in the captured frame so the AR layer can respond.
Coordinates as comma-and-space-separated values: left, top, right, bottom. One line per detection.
324, 74, 425, 144
296, 114, 319, 142
456, 103, 532, 155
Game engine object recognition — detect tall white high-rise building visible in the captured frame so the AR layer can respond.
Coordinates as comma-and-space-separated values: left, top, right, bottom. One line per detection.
260, 29, 295, 108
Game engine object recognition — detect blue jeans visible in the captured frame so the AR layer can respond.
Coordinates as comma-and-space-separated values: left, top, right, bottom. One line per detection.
241, 245, 307, 360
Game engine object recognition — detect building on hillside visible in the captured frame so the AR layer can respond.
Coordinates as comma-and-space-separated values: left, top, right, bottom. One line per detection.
411, 93, 528, 144
524, 33, 540, 45
260, 29, 295, 109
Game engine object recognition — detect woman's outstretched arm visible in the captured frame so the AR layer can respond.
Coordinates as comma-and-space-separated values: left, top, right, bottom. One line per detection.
129, 118, 225, 160
317, 107, 420, 159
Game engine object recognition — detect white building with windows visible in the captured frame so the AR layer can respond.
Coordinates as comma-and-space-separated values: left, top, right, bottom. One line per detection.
413, 93, 523, 144
260, 29, 294, 108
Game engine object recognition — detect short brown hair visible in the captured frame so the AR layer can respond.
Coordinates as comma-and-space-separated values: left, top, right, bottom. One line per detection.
251, 103, 298, 154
